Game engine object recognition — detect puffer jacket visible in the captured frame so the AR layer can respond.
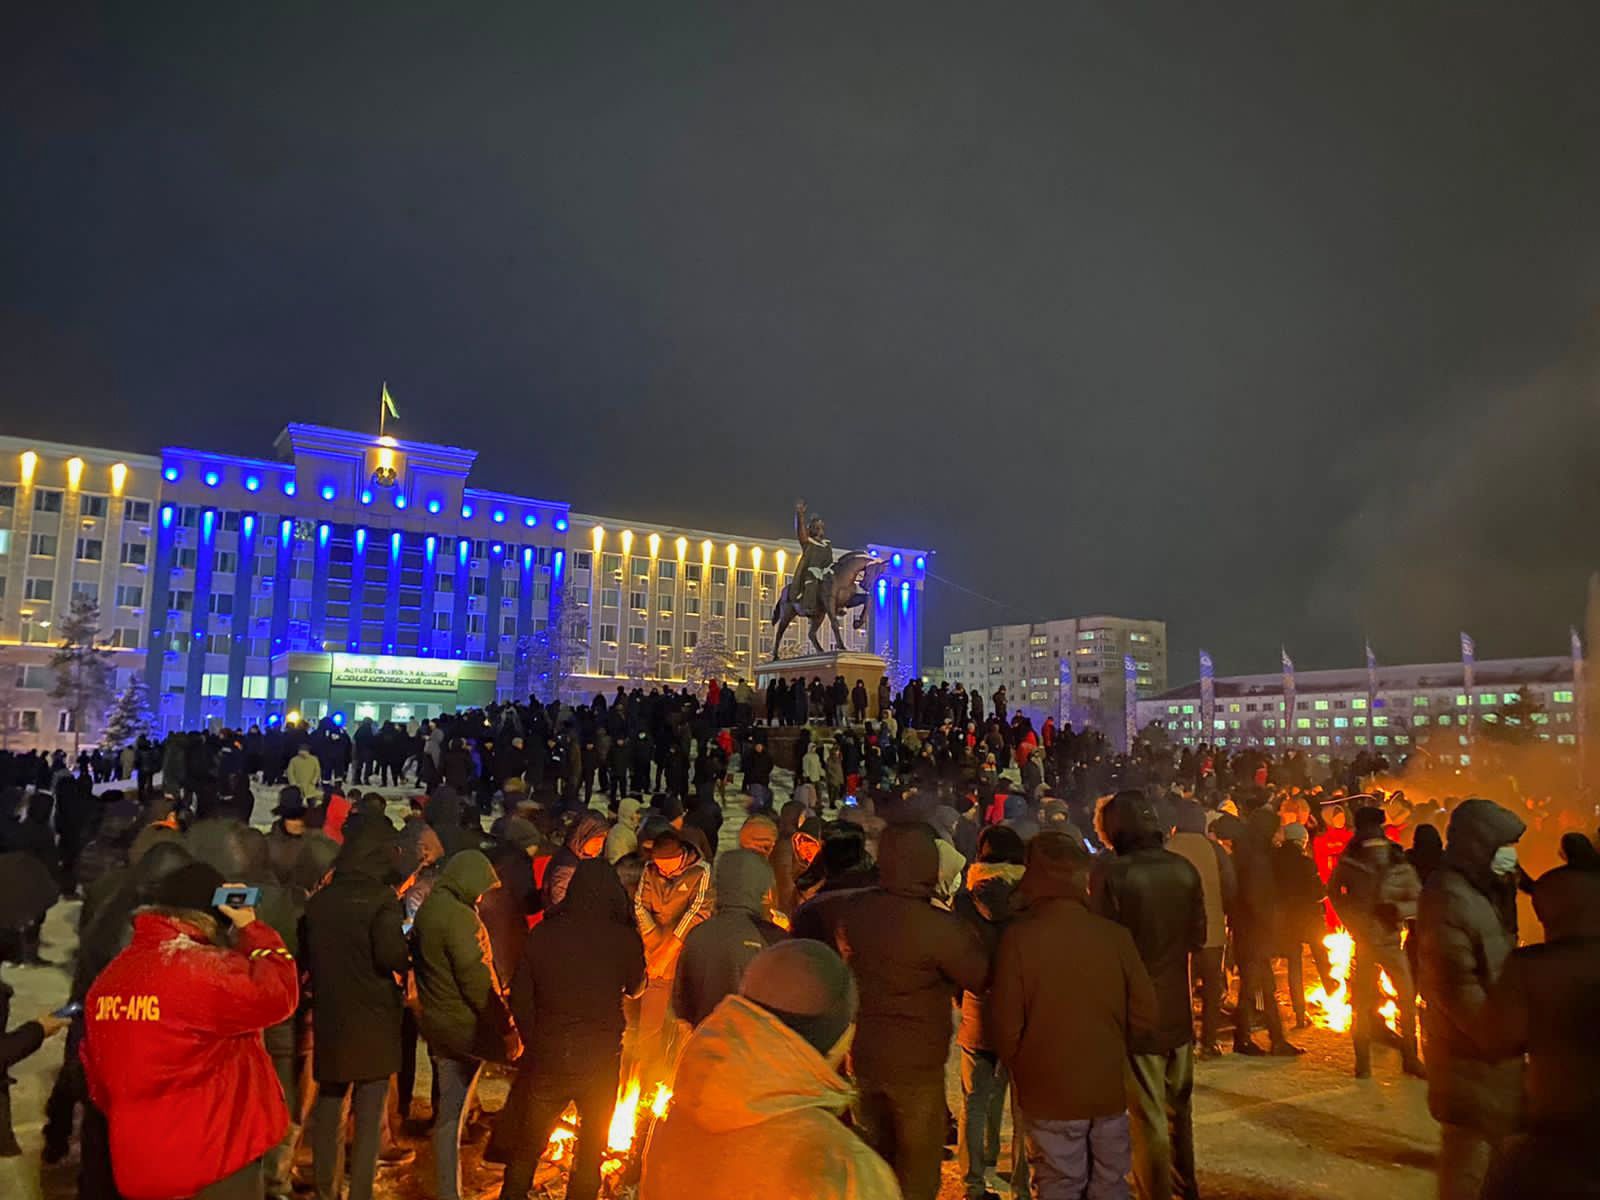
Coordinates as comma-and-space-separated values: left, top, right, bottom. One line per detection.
1417, 798, 1525, 1137
413, 850, 508, 1060
82, 912, 297, 1200
790, 823, 987, 1080
672, 850, 785, 1027
640, 994, 901, 1200
1166, 822, 1230, 948
285, 750, 322, 800
302, 822, 411, 1083
952, 861, 1023, 1052
1089, 792, 1206, 1053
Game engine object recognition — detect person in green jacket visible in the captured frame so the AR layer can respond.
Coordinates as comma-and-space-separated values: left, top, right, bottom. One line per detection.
413, 850, 512, 1200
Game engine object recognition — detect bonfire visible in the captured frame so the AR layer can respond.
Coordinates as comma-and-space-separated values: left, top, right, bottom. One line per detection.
1303, 927, 1403, 1036
539, 1073, 673, 1197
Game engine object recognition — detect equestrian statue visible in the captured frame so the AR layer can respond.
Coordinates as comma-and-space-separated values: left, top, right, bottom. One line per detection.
769, 499, 885, 659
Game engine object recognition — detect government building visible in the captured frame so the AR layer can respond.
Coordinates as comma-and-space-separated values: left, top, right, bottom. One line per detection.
0, 426, 930, 751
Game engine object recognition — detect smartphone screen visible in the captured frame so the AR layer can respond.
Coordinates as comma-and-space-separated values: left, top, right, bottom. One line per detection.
210, 885, 261, 909
52, 1001, 84, 1020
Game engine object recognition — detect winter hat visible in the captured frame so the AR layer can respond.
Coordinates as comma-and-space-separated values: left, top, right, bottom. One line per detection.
274, 787, 306, 818
739, 939, 858, 1057
501, 817, 542, 852
651, 793, 686, 823
149, 861, 226, 913
1018, 831, 1089, 904
1354, 805, 1387, 838
1283, 822, 1308, 846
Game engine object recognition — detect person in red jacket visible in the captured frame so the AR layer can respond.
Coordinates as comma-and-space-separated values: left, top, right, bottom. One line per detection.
82, 861, 299, 1200
1313, 801, 1354, 930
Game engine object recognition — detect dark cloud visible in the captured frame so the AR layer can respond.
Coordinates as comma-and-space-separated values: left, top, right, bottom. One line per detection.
3, 2, 1599, 680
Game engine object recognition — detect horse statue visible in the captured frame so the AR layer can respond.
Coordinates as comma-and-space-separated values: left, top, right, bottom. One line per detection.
769, 550, 886, 659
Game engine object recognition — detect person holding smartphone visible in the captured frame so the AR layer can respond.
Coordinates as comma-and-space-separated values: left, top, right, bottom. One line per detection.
81, 861, 298, 1200
0, 981, 70, 1157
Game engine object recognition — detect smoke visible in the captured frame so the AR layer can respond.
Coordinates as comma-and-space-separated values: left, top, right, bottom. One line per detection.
1313, 333, 1600, 659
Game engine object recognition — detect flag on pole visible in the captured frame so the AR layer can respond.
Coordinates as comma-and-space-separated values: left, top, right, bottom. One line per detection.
1572, 626, 1584, 688
1199, 651, 1215, 744
1124, 654, 1138, 751
381, 383, 400, 421
1057, 655, 1073, 733
1281, 648, 1295, 746
1461, 632, 1475, 691
1365, 642, 1379, 714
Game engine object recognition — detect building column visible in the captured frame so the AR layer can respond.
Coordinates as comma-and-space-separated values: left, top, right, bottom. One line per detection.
224, 511, 258, 727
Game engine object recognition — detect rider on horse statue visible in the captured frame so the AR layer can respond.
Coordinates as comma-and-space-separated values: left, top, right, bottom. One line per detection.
790, 500, 833, 612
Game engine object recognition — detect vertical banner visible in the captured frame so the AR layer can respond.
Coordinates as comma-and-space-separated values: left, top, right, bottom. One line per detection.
1281, 648, 1296, 747
1124, 653, 1138, 751
1573, 625, 1585, 782
1199, 650, 1215, 744
1057, 655, 1073, 732
1461, 631, 1476, 742
1365, 642, 1379, 720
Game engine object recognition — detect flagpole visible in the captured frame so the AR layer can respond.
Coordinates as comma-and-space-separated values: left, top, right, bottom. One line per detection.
379, 382, 387, 439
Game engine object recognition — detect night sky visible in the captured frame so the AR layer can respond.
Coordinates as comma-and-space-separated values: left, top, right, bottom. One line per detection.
5, 3, 1600, 681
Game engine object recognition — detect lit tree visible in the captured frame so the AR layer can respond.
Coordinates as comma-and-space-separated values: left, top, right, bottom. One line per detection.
686, 617, 738, 692
880, 642, 914, 694
102, 675, 157, 749
49, 596, 116, 755
623, 643, 650, 684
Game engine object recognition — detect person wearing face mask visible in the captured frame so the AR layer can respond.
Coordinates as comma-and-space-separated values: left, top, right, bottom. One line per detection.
1416, 798, 1526, 1200
640, 939, 900, 1200
634, 827, 713, 1087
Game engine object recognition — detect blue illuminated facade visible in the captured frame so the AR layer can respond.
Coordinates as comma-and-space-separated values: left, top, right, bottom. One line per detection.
1, 424, 931, 737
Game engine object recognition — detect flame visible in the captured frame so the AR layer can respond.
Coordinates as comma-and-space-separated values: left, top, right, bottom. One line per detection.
541, 1073, 674, 1169
1304, 927, 1404, 1037
606, 1077, 643, 1152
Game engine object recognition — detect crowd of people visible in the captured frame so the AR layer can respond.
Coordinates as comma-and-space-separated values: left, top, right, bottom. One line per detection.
0, 676, 1594, 1200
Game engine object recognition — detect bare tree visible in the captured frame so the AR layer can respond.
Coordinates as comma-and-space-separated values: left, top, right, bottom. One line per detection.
49, 596, 116, 756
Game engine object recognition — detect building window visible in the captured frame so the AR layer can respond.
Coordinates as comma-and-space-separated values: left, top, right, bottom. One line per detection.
601, 588, 620, 607
711, 598, 726, 617
685, 562, 702, 582
571, 551, 592, 570
214, 551, 238, 574
659, 594, 673, 615
71, 581, 98, 606
502, 616, 517, 636
684, 595, 700, 616
24, 577, 53, 602
29, 533, 57, 557
81, 495, 109, 518
711, 566, 728, 587
123, 499, 151, 523
602, 554, 622, 577
628, 626, 645, 644
0, 485, 13, 508
599, 624, 618, 643
736, 569, 753, 589
1553, 690, 1575, 704
57, 710, 76, 734
34, 489, 63, 513
630, 591, 647, 610
208, 593, 233, 616
433, 613, 451, 631
76, 537, 104, 562
735, 601, 751, 619
120, 542, 148, 565
656, 630, 672, 647
657, 560, 676, 580
683, 630, 697, 648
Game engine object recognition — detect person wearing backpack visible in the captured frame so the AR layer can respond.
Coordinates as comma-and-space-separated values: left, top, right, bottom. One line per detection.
1328, 805, 1425, 1080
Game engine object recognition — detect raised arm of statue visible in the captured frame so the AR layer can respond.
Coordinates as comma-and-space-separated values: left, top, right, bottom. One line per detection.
794, 500, 810, 548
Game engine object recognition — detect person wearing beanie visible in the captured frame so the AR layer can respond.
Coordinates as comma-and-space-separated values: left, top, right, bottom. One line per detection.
1329, 804, 1424, 1080
633, 826, 713, 1090
992, 832, 1157, 1199
82, 859, 299, 1200
790, 822, 987, 1200
672, 850, 786, 1027
1272, 820, 1337, 1032
640, 940, 899, 1200
1089, 791, 1206, 1200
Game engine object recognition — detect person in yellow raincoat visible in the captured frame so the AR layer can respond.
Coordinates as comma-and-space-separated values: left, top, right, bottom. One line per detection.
640, 940, 901, 1200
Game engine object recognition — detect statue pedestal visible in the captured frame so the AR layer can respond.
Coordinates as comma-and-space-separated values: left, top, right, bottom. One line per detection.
751, 650, 888, 771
